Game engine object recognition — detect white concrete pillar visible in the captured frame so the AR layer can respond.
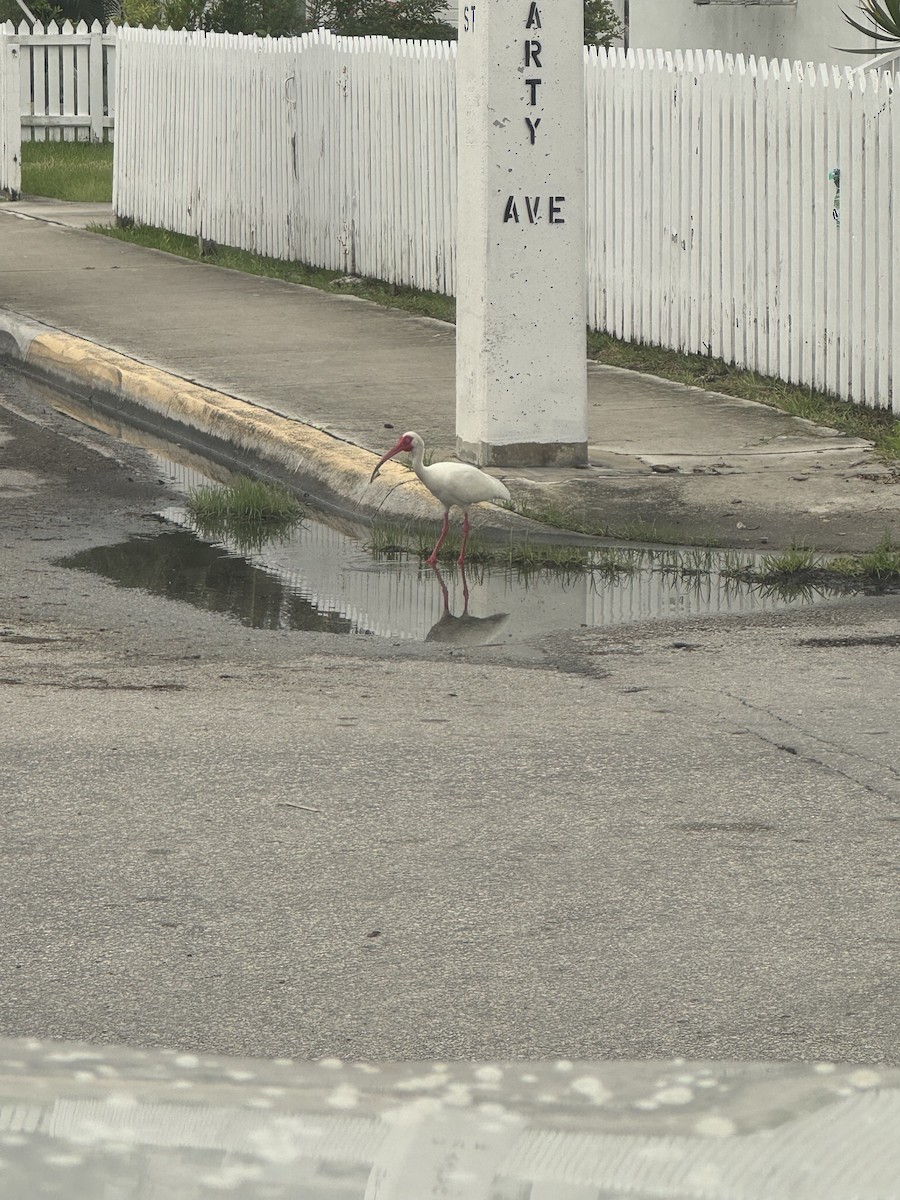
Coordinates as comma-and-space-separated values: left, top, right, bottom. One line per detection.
455, 0, 588, 467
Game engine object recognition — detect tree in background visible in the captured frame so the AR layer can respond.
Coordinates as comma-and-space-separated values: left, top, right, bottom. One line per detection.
303, 0, 455, 38
584, 0, 622, 49
3, 0, 621, 44
840, 0, 900, 50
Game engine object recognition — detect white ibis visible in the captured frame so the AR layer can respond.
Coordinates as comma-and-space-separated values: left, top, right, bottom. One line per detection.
369, 430, 511, 566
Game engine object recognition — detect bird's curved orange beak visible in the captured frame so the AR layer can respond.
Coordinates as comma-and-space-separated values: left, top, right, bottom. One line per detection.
369, 438, 406, 484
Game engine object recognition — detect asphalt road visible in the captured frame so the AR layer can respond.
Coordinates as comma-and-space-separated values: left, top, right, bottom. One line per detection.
1, 366, 898, 1065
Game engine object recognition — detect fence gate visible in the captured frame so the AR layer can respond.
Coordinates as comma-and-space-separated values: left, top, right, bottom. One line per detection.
1, 19, 116, 142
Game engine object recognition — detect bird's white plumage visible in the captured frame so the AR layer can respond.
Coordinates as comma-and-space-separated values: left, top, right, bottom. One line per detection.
402, 432, 510, 511
370, 430, 511, 566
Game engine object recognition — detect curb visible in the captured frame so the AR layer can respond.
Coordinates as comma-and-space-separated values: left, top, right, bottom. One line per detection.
0, 308, 531, 536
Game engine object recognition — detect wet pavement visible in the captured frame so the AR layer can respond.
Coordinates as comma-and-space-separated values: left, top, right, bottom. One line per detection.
3, 364, 900, 1070
42, 390, 853, 644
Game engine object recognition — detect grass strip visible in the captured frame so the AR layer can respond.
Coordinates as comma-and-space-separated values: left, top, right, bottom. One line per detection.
367, 524, 900, 590
92, 223, 457, 322
20, 140, 114, 203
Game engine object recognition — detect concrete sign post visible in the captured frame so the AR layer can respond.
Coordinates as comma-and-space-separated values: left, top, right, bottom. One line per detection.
456, 0, 588, 468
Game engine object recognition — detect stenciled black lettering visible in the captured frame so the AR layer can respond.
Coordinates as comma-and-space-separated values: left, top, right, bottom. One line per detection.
525, 78, 541, 105
525, 2, 541, 29
503, 196, 520, 223
549, 196, 566, 224
525, 196, 541, 223
525, 116, 541, 144
525, 39, 541, 67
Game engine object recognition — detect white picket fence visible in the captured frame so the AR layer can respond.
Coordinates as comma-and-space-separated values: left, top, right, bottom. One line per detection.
0, 35, 20, 195
588, 48, 898, 413
114, 28, 899, 413
115, 26, 456, 292
1, 19, 116, 141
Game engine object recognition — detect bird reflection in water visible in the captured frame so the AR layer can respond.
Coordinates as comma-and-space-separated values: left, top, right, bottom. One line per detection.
425, 562, 510, 645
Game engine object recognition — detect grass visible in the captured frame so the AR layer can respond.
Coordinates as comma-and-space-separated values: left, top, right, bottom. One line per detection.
587, 330, 900, 464
19, 140, 114, 203
742, 535, 900, 590
502, 497, 721, 547
185, 477, 305, 552
367, 524, 900, 593
93, 223, 458, 323
369, 523, 725, 576
368, 523, 637, 573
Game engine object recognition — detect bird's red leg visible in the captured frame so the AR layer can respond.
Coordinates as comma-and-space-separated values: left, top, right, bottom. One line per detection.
426, 511, 450, 566
456, 512, 470, 567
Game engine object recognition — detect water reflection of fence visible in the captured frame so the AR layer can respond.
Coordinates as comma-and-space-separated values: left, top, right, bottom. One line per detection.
247, 521, 819, 643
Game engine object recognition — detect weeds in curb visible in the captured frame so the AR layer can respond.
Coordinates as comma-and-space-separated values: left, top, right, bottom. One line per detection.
501, 498, 720, 547
367, 525, 900, 593
186, 477, 304, 552
744, 536, 900, 590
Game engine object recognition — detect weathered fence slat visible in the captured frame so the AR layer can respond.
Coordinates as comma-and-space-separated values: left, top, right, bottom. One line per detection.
1, 36, 21, 195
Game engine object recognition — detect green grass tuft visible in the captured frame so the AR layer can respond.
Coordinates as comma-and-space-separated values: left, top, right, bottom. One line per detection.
851, 535, 900, 581
752, 536, 900, 589
186, 477, 304, 552
187, 476, 303, 522
760, 544, 819, 577
20, 140, 113, 203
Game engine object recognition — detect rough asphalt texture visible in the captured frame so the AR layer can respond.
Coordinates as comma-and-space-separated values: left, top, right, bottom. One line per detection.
1, 371, 898, 1066
1, 198, 898, 1068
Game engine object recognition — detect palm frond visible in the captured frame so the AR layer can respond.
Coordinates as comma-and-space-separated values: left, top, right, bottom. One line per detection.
838, 0, 900, 51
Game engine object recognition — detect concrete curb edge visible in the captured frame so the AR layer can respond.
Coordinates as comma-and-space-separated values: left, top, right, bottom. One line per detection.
0, 308, 534, 536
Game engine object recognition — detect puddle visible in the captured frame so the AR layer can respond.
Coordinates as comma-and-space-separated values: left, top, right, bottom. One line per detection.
39, 387, 853, 645
62, 528, 355, 635
60, 499, 847, 645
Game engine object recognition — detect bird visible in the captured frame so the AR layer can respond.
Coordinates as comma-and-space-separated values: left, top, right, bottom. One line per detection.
369, 430, 511, 566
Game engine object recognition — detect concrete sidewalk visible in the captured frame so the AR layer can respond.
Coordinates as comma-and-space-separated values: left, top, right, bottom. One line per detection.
1, 197, 897, 551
